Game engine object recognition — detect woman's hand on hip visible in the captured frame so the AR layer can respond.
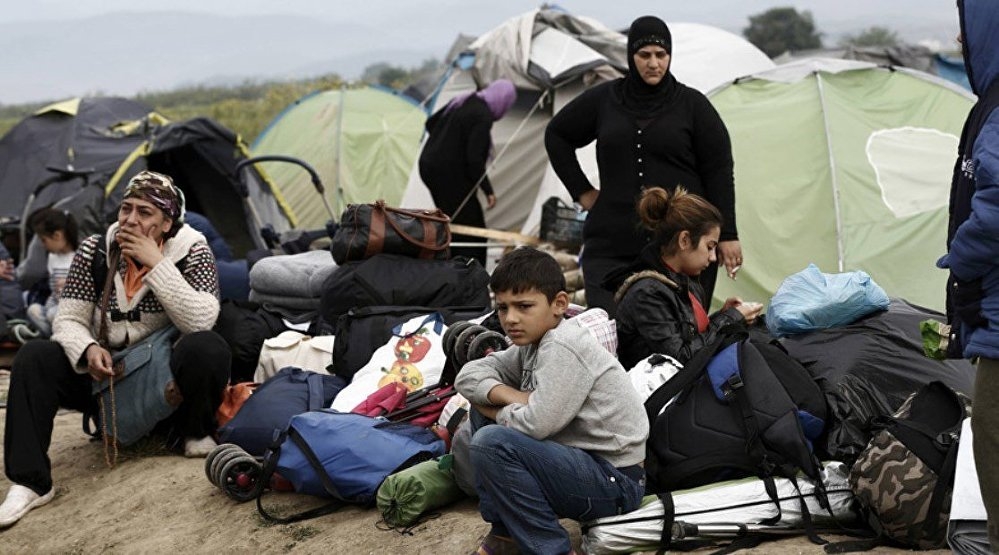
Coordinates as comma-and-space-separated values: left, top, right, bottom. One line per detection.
486, 194, 497, 210
578, 190, 599, 211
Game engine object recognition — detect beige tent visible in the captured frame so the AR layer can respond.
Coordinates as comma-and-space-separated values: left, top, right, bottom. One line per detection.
400, 9, 776, 238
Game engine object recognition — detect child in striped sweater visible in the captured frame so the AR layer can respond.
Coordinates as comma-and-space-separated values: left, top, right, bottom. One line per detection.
25, 207, 78, 337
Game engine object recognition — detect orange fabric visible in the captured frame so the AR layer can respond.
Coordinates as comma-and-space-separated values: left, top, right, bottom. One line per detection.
122, 240, 164, 301
123, 256, 153, 301
216, 382, 260, 428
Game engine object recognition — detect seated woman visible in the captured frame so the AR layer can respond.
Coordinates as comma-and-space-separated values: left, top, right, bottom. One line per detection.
611, 186, 762, 369
0, 171, 230, 529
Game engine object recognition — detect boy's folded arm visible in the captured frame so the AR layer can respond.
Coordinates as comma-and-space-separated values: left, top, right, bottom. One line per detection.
487, 384, 531, 406
497, 341, 595, 439
454, 347, 522, 404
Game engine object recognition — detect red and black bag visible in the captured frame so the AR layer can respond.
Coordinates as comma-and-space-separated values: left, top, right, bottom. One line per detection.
330, 200, 451, 264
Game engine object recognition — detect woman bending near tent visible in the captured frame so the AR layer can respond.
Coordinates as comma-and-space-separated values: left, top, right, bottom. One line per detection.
418, 79, 516, 266
609, 186, 760, 370
545, 15, 740, 316
0, 171, 230, 529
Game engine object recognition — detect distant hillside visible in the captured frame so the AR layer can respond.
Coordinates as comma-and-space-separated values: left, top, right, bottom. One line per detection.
0, 11, 439, 105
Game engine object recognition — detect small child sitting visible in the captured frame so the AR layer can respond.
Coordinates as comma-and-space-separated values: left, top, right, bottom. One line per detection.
25, 208, 78, 337
454, 247, 649, 555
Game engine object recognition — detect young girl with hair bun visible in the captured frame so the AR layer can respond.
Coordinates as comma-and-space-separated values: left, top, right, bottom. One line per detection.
609, 186, 761, 369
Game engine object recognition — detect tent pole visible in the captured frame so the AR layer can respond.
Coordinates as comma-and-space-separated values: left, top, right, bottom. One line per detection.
333, 85, 346, 217
816, 72, 846, 272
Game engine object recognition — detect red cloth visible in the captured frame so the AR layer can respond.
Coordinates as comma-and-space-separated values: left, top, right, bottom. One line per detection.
351, 382, 408, 416
689, 291, 709, 333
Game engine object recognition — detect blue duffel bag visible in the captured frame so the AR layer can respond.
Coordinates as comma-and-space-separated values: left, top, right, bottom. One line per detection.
217, 367, 346, 457
256, 410, 445, 523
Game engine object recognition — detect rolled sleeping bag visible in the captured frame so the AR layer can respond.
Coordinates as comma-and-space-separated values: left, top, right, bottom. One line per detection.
376, 455, 466, 527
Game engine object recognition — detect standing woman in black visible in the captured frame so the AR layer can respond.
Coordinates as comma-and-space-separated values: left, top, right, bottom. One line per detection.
545, 15, 741, 316
419, 79, 517, 266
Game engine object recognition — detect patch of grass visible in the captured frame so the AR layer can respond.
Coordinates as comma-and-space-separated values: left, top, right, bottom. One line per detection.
256, 514, 278, 528
285, 525, 319, 542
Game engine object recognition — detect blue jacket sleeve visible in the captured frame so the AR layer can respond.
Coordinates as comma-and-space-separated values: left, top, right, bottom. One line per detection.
946, 111, 999, 281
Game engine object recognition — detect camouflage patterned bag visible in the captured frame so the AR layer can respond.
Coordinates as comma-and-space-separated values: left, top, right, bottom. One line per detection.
849, 381, 971, 549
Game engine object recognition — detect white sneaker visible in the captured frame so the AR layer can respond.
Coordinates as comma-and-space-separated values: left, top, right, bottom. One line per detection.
184, 435, 218, 458
0, 484, 54, 528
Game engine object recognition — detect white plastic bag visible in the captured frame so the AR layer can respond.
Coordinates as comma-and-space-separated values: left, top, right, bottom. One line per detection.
331, 312, 448, 412
628, 354, 682, 403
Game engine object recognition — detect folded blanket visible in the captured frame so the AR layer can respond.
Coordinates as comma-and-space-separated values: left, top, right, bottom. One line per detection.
249, 250, 338, 298
248, 290, 321, 311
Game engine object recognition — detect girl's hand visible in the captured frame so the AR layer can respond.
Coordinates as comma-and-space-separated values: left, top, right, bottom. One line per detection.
722, 296, 743, 311
736, 302, 763, 324
0, 259, 14, 281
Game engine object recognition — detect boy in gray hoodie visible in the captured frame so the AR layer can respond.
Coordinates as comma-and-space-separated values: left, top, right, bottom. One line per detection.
455, 247, 648, 555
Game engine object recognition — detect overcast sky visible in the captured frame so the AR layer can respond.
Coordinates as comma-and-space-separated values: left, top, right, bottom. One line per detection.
0, 0, 961, 104
0, 0, 958, 40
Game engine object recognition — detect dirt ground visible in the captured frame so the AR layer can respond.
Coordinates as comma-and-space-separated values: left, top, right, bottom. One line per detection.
0, 366, 950, 555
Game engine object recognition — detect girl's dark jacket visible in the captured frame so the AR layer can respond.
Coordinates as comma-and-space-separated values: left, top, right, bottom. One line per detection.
609, 245, 744, 369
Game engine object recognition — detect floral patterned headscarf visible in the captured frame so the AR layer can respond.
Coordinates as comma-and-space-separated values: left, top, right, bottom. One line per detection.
123, 170, 186, 223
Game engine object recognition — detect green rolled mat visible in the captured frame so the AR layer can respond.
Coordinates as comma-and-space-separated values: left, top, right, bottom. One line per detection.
377, 455, 467, 527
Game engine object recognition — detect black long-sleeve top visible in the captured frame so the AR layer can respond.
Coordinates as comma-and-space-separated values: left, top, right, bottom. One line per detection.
418, 95, 495, 206
545, 80, 737, 258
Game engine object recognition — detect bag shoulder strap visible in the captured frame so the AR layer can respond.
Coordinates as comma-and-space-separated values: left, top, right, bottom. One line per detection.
306, 372, 326, 411
255, 426, 346, 524
644, 330, 746, 423
97, 244, 120, 350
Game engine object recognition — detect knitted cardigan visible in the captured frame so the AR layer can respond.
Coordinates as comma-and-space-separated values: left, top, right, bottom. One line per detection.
52, 222, 221, 372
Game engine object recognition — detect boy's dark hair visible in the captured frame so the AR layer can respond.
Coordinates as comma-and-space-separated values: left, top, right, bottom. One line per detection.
29, 207, 79, 250
489, 247, 566, 302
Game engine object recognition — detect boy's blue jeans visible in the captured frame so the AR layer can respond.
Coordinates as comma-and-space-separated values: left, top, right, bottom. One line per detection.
469, 409, 645, 554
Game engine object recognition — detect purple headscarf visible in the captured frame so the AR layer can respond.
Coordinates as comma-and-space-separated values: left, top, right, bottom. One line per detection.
445, 79, 517, 120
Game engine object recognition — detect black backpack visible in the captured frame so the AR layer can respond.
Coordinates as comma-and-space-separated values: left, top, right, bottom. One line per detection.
644, 331, 828, 494
319, 254, 490, 324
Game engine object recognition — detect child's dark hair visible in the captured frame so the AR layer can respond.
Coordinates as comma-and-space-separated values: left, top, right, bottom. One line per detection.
637, 186, 722, 256
29, 207, 79, 250
489, 247, 566, 302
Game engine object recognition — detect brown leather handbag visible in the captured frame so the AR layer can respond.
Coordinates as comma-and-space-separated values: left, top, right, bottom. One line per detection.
330, 200, 451, 264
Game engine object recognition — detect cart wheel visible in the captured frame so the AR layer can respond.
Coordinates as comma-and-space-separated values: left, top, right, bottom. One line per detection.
220, 455, 263, 503
453, 325, 488, 369
443, 321, 474, 360
211, 447, 248, 488
467, 331, 507, 362
204, 443, 241, 484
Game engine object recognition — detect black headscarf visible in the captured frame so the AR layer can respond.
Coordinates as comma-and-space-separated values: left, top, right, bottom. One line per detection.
616, 15, 678, 117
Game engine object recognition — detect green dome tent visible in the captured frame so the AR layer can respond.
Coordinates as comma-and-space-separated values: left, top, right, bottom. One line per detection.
251, 86, 426, 229
709, 59, 975, 312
